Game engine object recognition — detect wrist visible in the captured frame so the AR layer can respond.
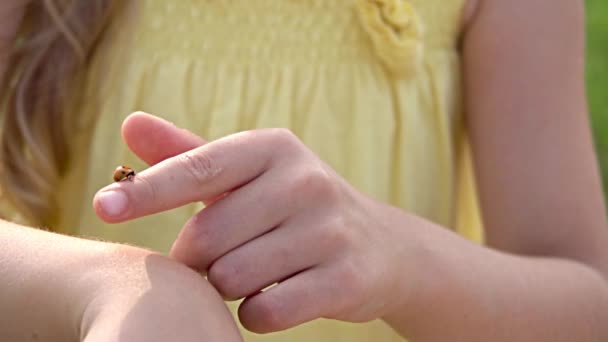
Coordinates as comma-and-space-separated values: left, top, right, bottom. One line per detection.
77, 243, 161, 338
378, 211, 451, 337
79, 244, 243, 342
380, 212, 498, 339
48, 239, 120, 340
0, 225, 115, 341
25, 239, 156, 340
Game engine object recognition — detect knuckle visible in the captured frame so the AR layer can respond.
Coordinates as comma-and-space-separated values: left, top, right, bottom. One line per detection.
177, 151, 221, 186
271, 128, 298, 143
335, 259, 367, 297
137, 175, 160, 205
184, 215, 213, 263
292, 167, 339, 202
322, 218, 351, 249
207, 260, 241, 299
268, 128, 302, 153
182, 215, 216, 266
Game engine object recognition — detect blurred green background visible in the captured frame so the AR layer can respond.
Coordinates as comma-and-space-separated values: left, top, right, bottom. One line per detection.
587, 0, 608, 195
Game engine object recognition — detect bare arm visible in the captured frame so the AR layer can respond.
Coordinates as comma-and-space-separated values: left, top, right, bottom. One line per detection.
0, 220, 243, 341
383, 0, 608, 340
464, 0, 607, 269
1, 221, 100, 341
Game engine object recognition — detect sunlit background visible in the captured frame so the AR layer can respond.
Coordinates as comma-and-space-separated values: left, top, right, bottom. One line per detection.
586, 0, 608, 196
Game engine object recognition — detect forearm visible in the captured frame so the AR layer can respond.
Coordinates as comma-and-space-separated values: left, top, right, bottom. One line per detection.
0, 220, 243, 342
383, 215, 608, 341
0, 220, 107, 341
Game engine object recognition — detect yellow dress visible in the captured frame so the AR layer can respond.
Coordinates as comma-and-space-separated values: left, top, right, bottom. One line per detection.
56, 0, 484, 340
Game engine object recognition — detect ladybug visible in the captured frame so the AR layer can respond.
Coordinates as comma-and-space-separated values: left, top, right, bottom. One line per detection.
113, 165, 136, 182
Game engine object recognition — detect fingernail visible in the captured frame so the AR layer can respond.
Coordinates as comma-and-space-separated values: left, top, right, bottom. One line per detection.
97, 190, 128, 217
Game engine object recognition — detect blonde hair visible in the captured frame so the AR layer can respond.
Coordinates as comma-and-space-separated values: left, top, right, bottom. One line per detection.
0, 0, 115, 227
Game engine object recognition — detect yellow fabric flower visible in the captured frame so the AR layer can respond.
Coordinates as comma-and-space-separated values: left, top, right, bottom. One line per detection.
356, 0, 423, 78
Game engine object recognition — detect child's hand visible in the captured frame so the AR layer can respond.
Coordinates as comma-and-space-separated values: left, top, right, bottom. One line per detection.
94, 112, 423, 333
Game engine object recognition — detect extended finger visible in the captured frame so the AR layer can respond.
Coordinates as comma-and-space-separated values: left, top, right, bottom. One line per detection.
94, 129, 299, 223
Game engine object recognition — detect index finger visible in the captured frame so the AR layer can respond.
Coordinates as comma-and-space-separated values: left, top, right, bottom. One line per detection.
93, 128, 294, 223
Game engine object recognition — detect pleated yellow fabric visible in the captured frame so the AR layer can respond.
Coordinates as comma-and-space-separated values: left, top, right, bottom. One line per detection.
53, 0, 484, 340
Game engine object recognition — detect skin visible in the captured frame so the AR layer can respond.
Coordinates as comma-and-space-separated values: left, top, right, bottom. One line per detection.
0, 220, 244, 342
1, 0, 607, 341
92, 0, 608, 340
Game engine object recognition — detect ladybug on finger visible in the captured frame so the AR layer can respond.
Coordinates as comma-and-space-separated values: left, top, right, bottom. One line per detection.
113, 165, 136, 182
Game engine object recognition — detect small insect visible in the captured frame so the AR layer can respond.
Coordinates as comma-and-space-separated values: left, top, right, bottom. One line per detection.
113, 165, 136, 182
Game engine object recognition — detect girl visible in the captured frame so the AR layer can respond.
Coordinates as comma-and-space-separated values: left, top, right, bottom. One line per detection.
1, 0, 607, 341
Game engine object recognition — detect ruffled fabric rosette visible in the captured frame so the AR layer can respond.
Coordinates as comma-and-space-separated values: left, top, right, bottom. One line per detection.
356, 0, 424, 78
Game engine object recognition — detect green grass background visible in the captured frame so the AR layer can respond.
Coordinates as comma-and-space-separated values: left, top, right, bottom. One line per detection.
587, 0, 608, 195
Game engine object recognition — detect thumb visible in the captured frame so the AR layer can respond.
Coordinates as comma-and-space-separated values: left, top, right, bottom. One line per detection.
121, 111, 206, 165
